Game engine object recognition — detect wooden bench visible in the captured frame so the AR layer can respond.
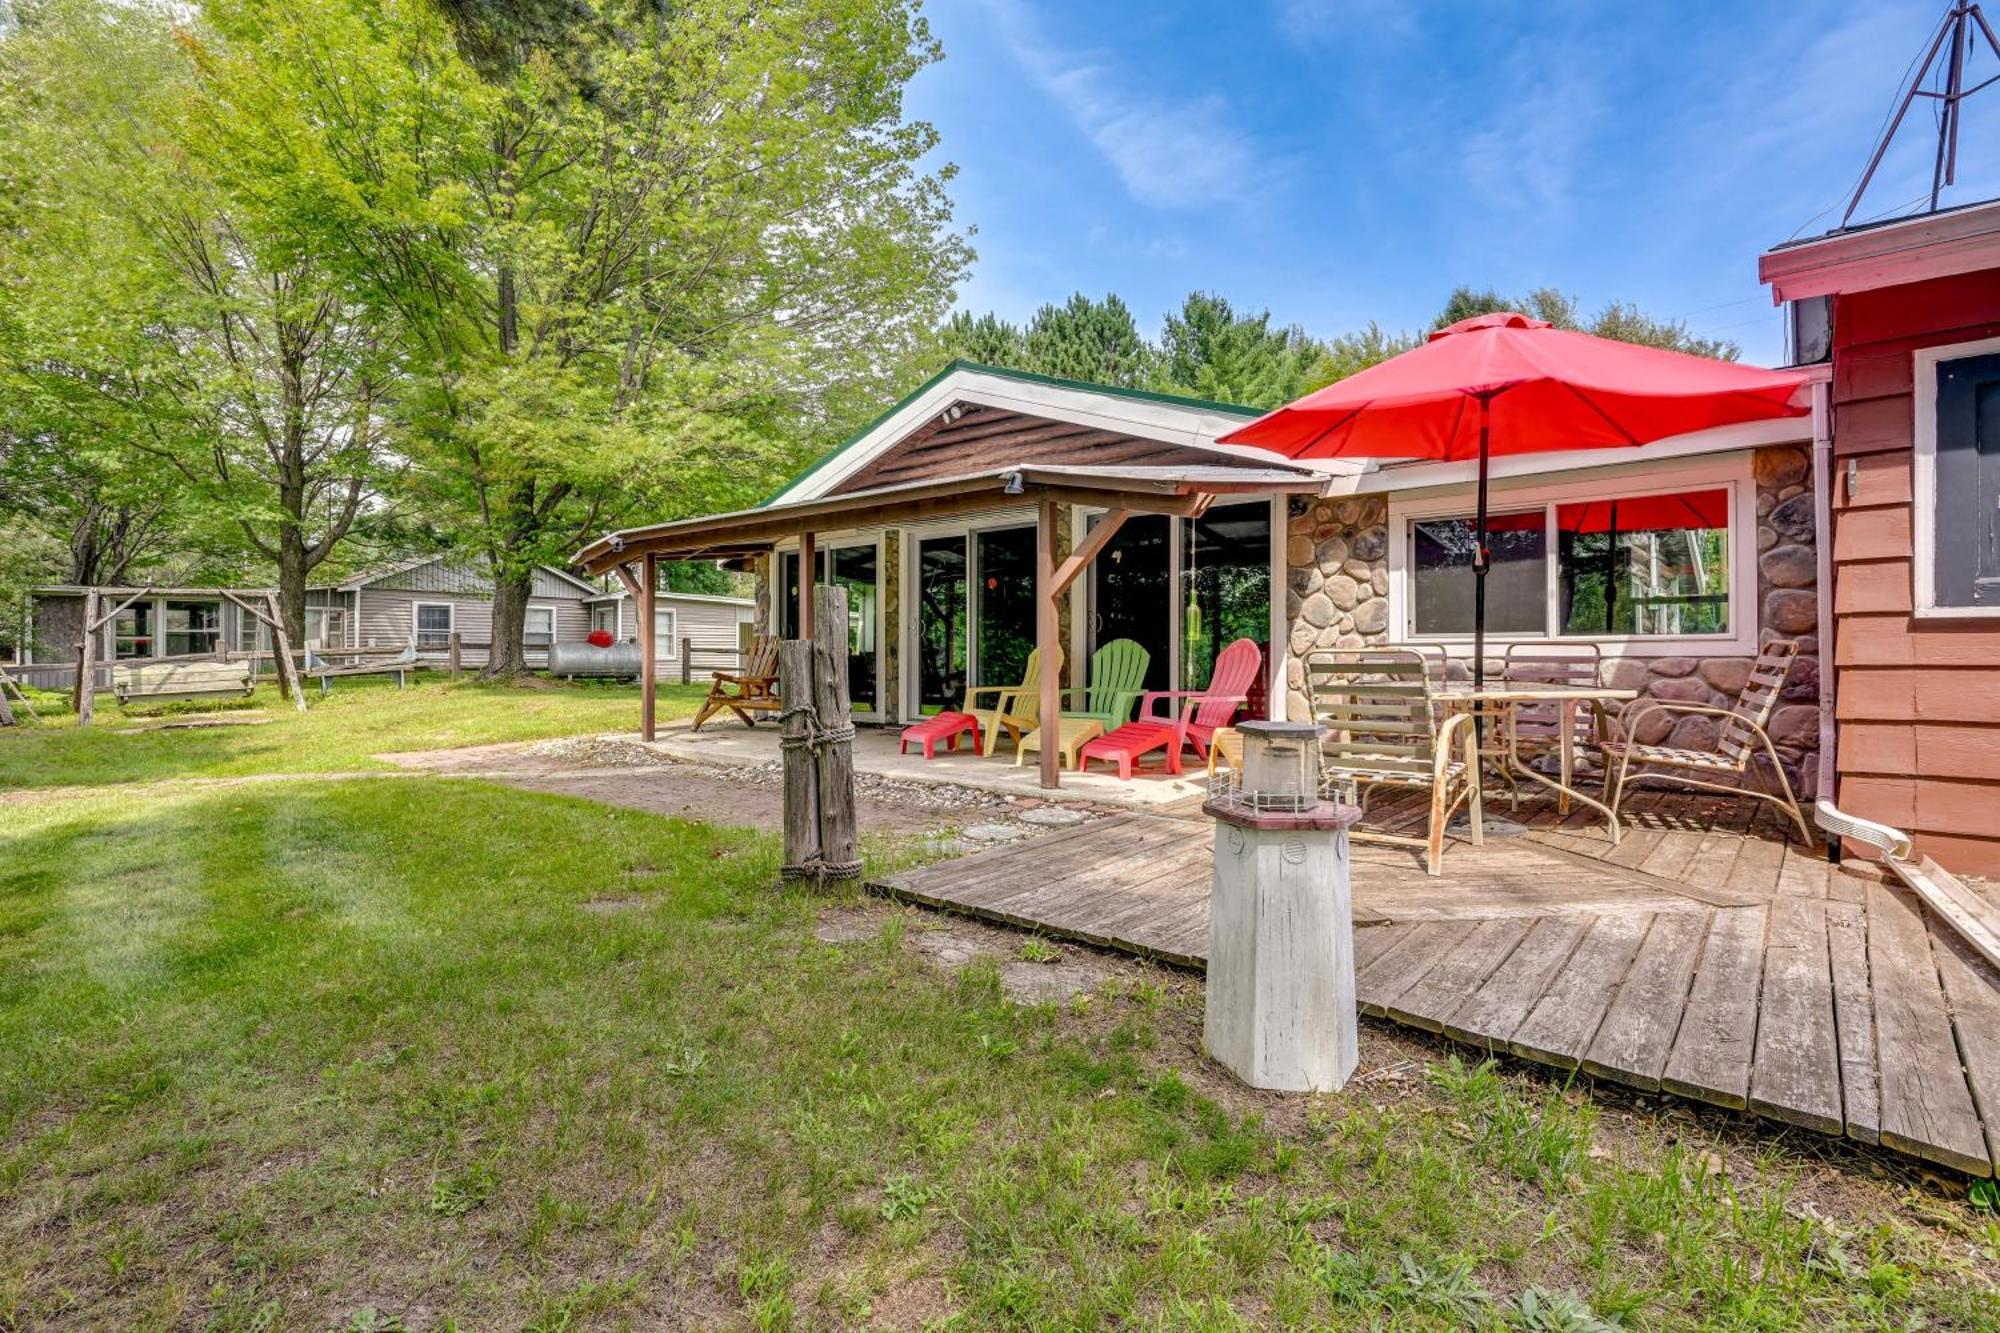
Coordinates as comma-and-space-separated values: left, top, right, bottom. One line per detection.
111, 659, 255, 706
305, 645, 418, 694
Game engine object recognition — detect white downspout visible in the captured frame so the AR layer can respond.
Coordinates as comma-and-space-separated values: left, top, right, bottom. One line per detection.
1807, 372, 1917, 862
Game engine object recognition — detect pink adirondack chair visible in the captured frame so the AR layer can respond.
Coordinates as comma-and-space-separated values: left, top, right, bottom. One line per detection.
1136, 638, 1263, 773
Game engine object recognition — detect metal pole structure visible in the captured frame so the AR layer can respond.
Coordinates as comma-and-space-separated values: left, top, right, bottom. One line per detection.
1843, 3, 2000, 226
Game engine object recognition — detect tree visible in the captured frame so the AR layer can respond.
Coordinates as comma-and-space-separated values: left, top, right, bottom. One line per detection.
1432, 285, 1738, 361
939, 310, 1026, 368
0, 0, 393, 639
1022, 293, 1152, 388
1152, 291, 1323, 409
217, 0, 969, 674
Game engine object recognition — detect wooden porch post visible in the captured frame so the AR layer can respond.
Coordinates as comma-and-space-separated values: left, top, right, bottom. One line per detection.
798, 529, 816, 641
74, 589, 98, 727
639, 553, 658, 741
1036, 498, 1061, 790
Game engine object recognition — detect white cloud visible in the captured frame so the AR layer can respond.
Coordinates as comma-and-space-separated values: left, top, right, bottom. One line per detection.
977, 0, 1279, 210
1456, 68, 1599, 224
1273, 0, 1420, 46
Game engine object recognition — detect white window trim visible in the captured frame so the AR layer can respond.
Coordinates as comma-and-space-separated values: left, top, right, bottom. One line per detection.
1385, 453, 1759, 658
412, 600, 455, 649
652, 606, 679, 657
1913, 334, 2000, 619
523, 602, 558, 649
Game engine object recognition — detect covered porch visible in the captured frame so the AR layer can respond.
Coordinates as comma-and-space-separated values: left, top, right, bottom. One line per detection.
575, 463, 1325, 788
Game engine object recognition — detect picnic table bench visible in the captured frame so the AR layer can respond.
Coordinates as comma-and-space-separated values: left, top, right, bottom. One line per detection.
111, 659, 255, 706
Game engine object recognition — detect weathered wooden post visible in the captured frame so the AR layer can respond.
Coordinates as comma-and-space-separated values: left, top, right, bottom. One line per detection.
447, 632, 463, 676
74, 589, 99, 726
680, 637, 693, 685
777, 585, 859, 888
1203, 720, 1362, 1092
809, 584, 859, 882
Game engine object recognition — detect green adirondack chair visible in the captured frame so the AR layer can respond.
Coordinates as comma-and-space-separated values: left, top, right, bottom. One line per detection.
1060, 639, 1151, 729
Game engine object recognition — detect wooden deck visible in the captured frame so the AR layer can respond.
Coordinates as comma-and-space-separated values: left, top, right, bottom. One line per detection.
873, 792, 2000, 1177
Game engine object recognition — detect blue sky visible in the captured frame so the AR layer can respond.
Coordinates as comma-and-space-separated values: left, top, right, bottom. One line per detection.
907, 0, 2000, 366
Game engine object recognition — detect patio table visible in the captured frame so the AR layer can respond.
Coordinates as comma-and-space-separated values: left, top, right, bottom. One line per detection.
1434, 682, 1638, 839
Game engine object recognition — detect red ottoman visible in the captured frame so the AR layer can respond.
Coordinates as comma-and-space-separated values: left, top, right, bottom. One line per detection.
1078, 722, 1181, 780
899, 711, 983, 760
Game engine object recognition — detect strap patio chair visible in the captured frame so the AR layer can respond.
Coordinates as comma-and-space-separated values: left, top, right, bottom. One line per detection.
1598, 639, 1811, 842
1305, 647, 1483, 876
691, 633, 781, 730
1487, 642, 1606, 806
1135, 637, 1262, 771
963, 645, 1062, 757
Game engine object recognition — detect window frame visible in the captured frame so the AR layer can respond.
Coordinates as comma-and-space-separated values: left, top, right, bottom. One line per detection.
652, 606, 678, 657
412, 601, 455, 650
1385, 454, 1759, 658
771, 529, 885, 719
523, 603, 557, 651
1914, 334, 2000, 619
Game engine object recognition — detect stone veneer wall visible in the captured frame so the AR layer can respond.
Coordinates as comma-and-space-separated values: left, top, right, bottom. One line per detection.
1281, 445, 1822, 797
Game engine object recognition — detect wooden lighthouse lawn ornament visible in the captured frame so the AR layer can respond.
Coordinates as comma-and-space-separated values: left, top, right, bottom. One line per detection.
1203, 720, 1362, 1093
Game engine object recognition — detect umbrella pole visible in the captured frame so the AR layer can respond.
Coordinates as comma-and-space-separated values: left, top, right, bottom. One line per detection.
1472, 394, 1492, 746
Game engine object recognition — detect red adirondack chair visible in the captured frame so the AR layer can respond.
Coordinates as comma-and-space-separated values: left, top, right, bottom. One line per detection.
1137, 637, 1263, 772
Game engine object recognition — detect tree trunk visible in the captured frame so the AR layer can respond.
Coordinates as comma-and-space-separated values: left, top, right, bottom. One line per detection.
485, 568, 533, 678
277, 525, 309, 648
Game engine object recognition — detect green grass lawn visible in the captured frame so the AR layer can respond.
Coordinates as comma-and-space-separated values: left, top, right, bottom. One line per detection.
3, 775, 1996, 1330
0, 676, 710, 790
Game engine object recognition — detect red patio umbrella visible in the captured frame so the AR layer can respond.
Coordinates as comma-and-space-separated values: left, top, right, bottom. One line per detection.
1219, 312, 1809, 693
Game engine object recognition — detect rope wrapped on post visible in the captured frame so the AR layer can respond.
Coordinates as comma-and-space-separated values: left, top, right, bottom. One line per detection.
776, 699, 863, 884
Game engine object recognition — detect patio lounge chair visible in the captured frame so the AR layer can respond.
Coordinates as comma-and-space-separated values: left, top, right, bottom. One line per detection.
1306, 647, 1482, 876
1134, 637, 1263, 771
691, 633, 781, 731
1058, 638, 1150, 729
1599, 639, 1812, 843
962, 646, 1062, 757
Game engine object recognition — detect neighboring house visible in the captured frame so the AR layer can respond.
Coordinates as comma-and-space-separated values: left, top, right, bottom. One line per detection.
24, 585, 273, 674
581, 588, 757, 680
1762, 198, 2000, 874
579, 359, 1821, 798
307, 556, 599, 668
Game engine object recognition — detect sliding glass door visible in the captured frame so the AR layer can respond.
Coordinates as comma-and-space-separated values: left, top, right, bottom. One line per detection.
1089, 514, 1171, 691
774, 540, 881, 714
972, 526, 1035, 688
915, 535, 968, 711
1178, 502, 1272, 692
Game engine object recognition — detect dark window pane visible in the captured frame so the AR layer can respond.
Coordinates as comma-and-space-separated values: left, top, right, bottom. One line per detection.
164, 600, 221, 656
829, 545, 877, 711
1411, 512, 1546, 635
1556, 489, 1729, 636
1179, 501, 1269, 706
1092, 514, 1171, 691
1933, 352, 2000, 607
974, 526, 1035, 687
916, 536, 968, 711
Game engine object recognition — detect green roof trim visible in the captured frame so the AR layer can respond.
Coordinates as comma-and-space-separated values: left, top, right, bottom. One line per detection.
760, 359, 1265, 507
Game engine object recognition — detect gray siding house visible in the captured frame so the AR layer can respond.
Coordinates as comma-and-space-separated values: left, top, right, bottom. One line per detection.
582, 589, 757, 680
308, 557, 599, 669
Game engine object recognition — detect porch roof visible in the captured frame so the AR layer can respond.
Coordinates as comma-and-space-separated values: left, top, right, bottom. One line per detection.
573, 463, 1325, 574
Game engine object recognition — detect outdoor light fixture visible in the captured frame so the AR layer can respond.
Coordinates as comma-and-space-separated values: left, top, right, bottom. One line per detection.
1002, 470, 1024, 495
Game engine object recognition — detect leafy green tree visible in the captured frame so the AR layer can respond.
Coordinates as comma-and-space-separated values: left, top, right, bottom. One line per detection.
204, 0, 968, 674
1152, 291, 1324, 409
0, 0, 392, 639
1022, 292, 1152, 388
939, 310, 1027, 368
1303, 322, 1422, 390
1432, 285, 1738, 360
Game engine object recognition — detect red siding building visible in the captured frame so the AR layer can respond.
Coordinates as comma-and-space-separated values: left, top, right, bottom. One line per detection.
1763, 201, 2000, 874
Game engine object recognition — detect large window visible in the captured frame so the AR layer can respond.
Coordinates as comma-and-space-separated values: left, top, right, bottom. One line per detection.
524, 605, 556, 651
163, 600, 221, 656
653, 608, 678, 655
1179, 501, 1272, 694
973, 526, 1036, 689
113, 602, 154, 659
915, 536, 967, 711
1918, 344, 2000, 613
414, 602, 453, 649
773, 539, 882, 712
1397, 474, 1744, 645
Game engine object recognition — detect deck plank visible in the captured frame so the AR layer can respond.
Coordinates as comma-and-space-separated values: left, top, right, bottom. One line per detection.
1583, 911, 1710, 1091
1825, 899, 1882, 1145
1442, 915, 1592, 1050
1748, 898, 1844, 1135
1387, 918, 1534, 1033
1355, 920, 1479, 1017
1930, 927, 2000, 1175
1867, 883, 1990, 1174
1510, 912, 1652, 1070
1663, 906, 1770, 1108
